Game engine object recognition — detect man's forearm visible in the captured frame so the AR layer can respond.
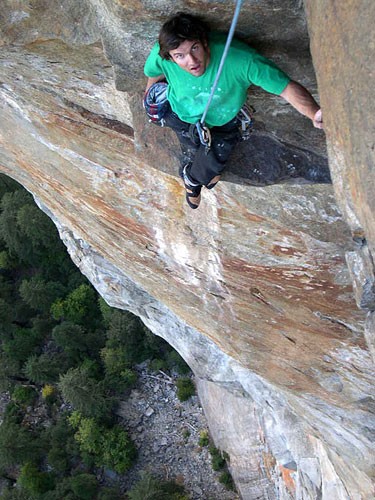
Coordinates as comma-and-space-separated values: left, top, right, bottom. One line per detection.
280, 81, 323, 128
145, 75, 166, 92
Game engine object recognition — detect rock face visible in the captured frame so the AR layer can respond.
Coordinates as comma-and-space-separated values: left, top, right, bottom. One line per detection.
0, 1, 374, 499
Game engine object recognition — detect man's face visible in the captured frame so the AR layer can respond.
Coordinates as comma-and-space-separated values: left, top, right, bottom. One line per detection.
169, 39, 210, 77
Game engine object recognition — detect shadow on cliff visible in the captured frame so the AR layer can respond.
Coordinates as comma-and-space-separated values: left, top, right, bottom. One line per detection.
138, 121, 331, 187
225, 130, 331, 186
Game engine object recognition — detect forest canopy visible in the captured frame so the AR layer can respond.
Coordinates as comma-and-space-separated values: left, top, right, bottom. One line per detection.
0, 174, 190, 499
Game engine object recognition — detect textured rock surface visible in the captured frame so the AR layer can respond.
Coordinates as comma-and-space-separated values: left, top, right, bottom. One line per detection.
305, 0, 375, 248
365, 312, 375, 363
304, 1, 375, 363
0, 1, 374, 499
346, 245, 375, 310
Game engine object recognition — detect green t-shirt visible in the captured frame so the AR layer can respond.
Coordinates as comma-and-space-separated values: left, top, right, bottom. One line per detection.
144, 33, 290, 127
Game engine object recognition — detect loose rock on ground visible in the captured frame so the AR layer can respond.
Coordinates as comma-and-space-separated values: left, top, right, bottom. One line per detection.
114, 364, 239, 499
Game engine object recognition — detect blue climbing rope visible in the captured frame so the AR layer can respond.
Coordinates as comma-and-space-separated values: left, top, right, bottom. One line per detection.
196, 0, 244, 149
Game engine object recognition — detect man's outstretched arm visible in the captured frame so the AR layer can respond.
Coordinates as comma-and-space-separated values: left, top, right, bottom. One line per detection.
280, 81, 323, 129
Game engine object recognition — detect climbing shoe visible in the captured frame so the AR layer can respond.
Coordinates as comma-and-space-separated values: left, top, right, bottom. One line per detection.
185, 185, 202, 209
181, 164, 202, 209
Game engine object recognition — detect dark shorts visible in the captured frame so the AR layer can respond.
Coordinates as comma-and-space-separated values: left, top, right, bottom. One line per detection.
163, 103, 241, 187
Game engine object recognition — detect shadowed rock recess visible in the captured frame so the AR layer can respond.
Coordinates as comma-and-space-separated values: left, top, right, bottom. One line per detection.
0, 1, 374, 498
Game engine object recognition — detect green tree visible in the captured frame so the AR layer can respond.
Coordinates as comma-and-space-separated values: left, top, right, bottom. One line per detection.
2, 327, 43, 365
0, 173, 21, 199
0, 190, 35, 264
100, 299, 190, 373
0, 184, 78, 282
127, 472, 163, 500
59, 367, 113, 419
0, 297, 12, 327
0, 276, 13, 302
11, 385, 37, 406
12, 301, 36, 328
0, 420, 42, 470
40, 478, 77, 500
52, 322, 88, 363
98, 487, 124, 500
0, 487, 30, 499
101, 346, 129, 375
101, 425, 137, 473
17, 204, 57, 252
0, 249, 11, 269
176, 377, 195, 402
45, 416, 80, 474
15, 200, 76, 280
41, 474, 101, 500
127, 472, 188, 500
69, 412, 136, 473
51, 284, 101, 328
69, 473, 98, 500
209, 445, 226, 471
198, 429, 210, 447
219, 471, 235, 491
19, 276, 65, 313
17, 462, 55, 496
23, 353, 65, 384
102, 307, 149, 364
103, 367, 137, 393
0, 351, 23, 391
31, 316, 56, 337
101, 346, 137, 392
3, 401, 23, 425
52, 321, 104, 365
165, 350, 191, 375
141, 326, 172, 359
69, 412, 102, 457
0, 190, 63, 269
79, 357, 103, 380
98, 297, 115, 326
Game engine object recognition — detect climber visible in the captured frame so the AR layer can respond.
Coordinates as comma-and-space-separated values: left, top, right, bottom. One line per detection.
143, 12, 323, 209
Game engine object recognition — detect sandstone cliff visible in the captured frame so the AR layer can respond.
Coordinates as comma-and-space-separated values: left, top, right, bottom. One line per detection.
0, 1, 374, 498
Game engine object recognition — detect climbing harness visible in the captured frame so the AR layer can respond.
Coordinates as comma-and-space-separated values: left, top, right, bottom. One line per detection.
196, 0, 244, 152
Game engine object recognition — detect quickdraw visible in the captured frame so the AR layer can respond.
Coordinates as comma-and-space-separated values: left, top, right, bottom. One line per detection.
238, 103, 255, 141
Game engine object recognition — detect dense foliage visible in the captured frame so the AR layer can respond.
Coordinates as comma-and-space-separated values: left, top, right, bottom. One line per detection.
127, 472, 188, 500
0, 174, 190, 498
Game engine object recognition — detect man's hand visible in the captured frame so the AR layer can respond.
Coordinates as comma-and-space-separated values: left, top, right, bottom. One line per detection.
313, 109, 323, 129
280, 81, 324, 130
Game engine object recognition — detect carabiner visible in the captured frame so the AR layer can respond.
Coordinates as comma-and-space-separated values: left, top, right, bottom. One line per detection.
195, 121, 212, 154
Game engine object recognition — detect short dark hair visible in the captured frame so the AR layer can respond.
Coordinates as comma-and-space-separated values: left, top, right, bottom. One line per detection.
158, 12, 210, 60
